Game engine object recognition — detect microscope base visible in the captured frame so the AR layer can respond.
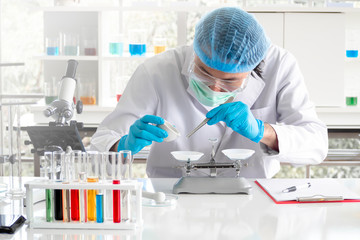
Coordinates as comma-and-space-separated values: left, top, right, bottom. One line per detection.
173, 176, 252, 194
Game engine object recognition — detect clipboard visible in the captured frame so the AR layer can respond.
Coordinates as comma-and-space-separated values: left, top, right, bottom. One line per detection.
255, 178, 360, 204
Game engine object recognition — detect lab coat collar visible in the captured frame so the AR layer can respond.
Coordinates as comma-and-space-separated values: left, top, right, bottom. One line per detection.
234, 72, 265, 109
181, 44, 194, 78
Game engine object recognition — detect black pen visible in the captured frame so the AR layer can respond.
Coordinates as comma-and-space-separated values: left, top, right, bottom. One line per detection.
282, 182, 311, 193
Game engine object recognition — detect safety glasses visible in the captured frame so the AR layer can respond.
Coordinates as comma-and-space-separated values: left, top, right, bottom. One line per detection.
188, 60, 249, 92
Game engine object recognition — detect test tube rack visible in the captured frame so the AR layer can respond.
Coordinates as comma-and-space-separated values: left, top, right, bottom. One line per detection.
25, 179, 143, 230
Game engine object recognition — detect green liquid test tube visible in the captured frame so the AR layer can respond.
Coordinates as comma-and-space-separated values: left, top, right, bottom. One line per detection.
44, 152, 53, 222
46, 189, 52, 222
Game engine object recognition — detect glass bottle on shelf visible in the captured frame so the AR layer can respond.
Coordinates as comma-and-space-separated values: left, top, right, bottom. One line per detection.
79, 76, 97, 105
153, 37, 166, 54
109, 34, 124, 56
129, 29, 147, 56
45, 37, 60, 56
44, 77, 58, 105
63, 33, 80, 56
83, 39, 97, 56
345, 29, 359, 58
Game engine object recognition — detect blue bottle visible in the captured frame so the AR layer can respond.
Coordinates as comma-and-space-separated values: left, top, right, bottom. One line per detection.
346, 50, 359, 58
129, 44, 146, 56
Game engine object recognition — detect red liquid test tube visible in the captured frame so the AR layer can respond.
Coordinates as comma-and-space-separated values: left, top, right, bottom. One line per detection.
71, 189, 80, 221
113, 180, 121, 223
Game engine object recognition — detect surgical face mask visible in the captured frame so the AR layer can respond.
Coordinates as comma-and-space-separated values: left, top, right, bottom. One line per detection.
189, 73, 237, 107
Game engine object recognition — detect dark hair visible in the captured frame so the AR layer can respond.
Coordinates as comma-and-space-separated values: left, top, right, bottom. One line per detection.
252, 60, 264, 79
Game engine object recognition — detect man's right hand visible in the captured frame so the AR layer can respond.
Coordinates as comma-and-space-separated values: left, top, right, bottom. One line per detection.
117, 115, 168, 154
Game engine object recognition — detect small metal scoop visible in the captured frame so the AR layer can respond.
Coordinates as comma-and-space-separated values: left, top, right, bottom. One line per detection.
186, 96, 234, 138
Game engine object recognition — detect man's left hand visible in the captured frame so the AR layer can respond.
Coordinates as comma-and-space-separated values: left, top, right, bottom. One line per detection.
206, 101, 264, 143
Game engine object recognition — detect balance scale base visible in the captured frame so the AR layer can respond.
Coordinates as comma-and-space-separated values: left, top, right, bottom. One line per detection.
173, 177, 252, 194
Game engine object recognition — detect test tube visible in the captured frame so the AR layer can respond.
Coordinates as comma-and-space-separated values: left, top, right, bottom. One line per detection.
62, 148, 72, 222
96, 152, 105, 223
53, 151, 64, 221
70, 150, 82, 221
120, 150, 132, 222
79, 152, 87, 223
87, 151, 99, 221
111, 152, 121, 223
44, 151, 53, 222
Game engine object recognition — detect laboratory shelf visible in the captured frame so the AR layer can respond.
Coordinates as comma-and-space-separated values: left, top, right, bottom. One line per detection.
316, 106, 360, 113
33, 55, 99, 61
40, 6, 116, 12
102, 54, 154, 61
0, 62, 24, 67
40, 5, 360, 13
345, 57, 360, 63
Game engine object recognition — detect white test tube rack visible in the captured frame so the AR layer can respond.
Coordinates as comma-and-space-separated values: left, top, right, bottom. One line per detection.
25, 180, 143, 229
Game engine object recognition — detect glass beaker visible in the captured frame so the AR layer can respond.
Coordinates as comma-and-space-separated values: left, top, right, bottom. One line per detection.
153, 37, 166, 54
345, 29, 359, 58
79, 79, 97, 105
116, 76, 130, 102
345, 91, 358, 106
129, 30, 147, 56
44, 77, 58, 105
46, 37, 60, 56
109, 34, 124, 56
83, 39, 97, 56
63, 33, 80, 56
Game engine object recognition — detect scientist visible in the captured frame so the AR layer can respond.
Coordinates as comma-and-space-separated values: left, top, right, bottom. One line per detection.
90, 7, 328, 178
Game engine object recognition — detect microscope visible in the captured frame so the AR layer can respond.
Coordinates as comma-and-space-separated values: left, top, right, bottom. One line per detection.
43, 59, 83, 126
26, 60, 85, 164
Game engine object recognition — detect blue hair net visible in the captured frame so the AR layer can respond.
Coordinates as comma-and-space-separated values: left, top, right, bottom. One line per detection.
193, 7, 271, 73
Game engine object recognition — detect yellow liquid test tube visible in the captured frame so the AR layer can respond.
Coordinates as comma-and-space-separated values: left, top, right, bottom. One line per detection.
87, 177, 99, 221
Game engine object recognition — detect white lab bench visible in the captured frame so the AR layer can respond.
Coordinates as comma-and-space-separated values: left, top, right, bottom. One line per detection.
1, 178, 360, 240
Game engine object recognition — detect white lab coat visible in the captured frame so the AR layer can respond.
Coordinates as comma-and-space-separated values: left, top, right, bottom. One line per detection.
90, 44, 328, 178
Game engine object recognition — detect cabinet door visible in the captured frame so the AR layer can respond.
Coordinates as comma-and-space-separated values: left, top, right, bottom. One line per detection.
284, 13, 345, 107
252, 13, 284, 47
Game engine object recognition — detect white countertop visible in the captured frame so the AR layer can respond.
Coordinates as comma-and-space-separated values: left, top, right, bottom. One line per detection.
1, 178, 360, 240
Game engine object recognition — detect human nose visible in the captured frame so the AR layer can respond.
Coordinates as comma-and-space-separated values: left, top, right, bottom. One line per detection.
209, 84, 223, 92
209, 80, 225, 92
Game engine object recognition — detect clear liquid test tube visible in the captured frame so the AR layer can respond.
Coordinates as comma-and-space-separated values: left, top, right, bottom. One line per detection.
79, 151, 87, 223
62, 149, 71, 222
120, 150, 132, 222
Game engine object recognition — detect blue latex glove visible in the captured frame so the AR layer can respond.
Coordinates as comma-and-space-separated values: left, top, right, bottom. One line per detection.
206, 101, 264, 143
117, 115, 168, 154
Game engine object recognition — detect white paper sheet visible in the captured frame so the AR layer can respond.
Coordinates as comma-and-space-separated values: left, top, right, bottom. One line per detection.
256, 178, 360, 202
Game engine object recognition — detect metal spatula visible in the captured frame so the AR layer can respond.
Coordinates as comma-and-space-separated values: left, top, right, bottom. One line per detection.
186, 96, 234, 138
